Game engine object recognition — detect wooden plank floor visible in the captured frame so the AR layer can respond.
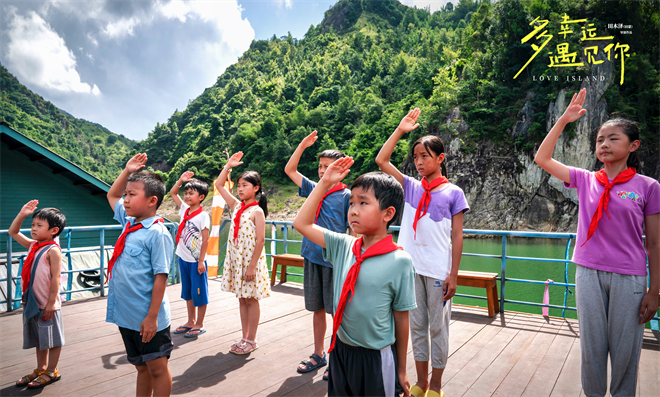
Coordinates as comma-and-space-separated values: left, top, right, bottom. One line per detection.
1, 279, 658, 397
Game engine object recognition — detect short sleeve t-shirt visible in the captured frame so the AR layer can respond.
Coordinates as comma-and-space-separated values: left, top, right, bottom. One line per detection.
323, 230, 417, 351
106, 199, 174, 332
398, 175, 470, 280
299, 176, 351, 267
176, 203, 210, 262
565, 167, 660, 275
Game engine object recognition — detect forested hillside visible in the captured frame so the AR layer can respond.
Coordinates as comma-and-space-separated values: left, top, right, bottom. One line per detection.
135, 0, 658, 189
0, 65, 135, 184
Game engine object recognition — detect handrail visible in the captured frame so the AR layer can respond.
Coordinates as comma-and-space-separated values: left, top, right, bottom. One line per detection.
2, 222, 657, 327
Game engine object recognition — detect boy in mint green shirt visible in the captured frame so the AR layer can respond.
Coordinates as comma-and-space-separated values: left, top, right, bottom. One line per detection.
293, 157, 416, 397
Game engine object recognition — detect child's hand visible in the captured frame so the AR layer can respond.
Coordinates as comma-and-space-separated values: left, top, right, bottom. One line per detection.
639, 291, 659, 324
300, 130, 318, 148
560, 88, 587, 124
396, 108, 421, 134
320, 157, 354, 186
42, 302, 56, 322
180, 171, 194, 182
20, 200, 39, 217
126, 153, 148, 173
227, 152, 244, 169
140, 316, 158, 343
398, 371, 411, 397
245, 265, 256, 282
197, 261, 206, 275
443, 273, 457, 301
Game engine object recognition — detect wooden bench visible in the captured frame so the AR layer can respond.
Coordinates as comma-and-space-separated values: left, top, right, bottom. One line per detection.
271, 254, 501, 317
456, 270, 500, 318
270, 254, 305, 286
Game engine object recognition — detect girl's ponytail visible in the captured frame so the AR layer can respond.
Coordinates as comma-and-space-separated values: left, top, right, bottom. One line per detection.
600, 118, 641, 171
258, 189, 269, 218
440, 161, 448, 178
236, 170, 268, 218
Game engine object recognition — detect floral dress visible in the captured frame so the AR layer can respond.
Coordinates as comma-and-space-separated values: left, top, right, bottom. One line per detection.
221, 203, 271, 300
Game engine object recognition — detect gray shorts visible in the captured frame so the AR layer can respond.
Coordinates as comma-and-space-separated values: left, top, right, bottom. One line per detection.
303, 258, 334, 314
410, 274, 451, 369
23, 309, 65, 350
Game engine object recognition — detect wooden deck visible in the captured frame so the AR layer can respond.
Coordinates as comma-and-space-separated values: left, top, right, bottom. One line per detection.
1, 279, 658, 397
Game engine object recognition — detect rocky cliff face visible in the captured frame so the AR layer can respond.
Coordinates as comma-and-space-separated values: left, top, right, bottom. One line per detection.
401, 61, 619, 232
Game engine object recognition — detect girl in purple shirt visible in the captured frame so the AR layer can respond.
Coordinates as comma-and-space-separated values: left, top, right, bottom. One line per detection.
535, 88, 659, 397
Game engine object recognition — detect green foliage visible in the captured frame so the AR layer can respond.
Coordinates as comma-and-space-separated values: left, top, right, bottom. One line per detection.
0, 65, 135, 183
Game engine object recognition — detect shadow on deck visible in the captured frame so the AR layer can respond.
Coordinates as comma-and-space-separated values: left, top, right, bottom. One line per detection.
1, 279, 658, 397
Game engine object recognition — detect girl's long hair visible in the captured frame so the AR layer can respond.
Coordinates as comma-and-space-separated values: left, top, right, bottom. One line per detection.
599, 118, 641, 170
411, 135, 448, 177
237, 171, 268, 218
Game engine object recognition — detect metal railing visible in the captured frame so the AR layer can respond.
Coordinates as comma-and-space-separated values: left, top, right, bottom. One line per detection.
2, 222, 658, 327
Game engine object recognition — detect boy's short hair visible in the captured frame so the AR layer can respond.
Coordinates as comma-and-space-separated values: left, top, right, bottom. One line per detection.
317, 150, 346, 162
350, 172, 404, 227
127, 171, 166, 208
33, 208, 66, 237
184, 178, 209, 199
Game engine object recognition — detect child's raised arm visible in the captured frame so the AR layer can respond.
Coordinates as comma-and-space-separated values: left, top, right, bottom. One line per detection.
293, 157, 354, 248
108, 153, 147, 209
534, 89, 587, 184
170, 171, 194, 209
214, 152, 242, 210
8, 200, 38, 249
376, 108, 421, 187
285, 130, 318, 188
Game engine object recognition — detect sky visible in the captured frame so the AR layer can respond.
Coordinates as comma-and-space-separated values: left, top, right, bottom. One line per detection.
1, 0, 453, 141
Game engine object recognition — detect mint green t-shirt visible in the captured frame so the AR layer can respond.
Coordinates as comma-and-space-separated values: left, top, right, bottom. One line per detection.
323, 230, 417, 350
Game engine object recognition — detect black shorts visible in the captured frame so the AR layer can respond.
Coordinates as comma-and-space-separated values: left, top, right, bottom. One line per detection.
328, 337, 402, 397
119, 325, 174, 366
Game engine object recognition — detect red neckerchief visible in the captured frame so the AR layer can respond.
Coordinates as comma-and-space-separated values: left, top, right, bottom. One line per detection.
581, 167, 636, 247
413, 176, 448, 239
176, 206, 203, 245
233, 201, 258, 244
315, 184, 346, 224
21, 241, 59, 296
328, 235, 402, 353
107, 218, 164, 282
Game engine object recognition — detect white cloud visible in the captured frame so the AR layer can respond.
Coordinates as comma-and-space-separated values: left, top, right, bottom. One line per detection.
400, 0, 453, 13
4, 9, 101, 95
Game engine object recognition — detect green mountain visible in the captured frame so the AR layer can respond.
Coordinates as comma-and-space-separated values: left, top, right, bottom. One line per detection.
0, 64, 135, 184
136, 0, 659, 187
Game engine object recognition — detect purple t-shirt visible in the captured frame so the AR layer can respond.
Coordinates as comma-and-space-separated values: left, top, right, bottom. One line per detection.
565, 167, 660, 275
399, 175, 470, 280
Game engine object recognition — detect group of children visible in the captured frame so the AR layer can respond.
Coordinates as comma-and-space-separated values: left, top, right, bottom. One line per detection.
10, 88, 659, 397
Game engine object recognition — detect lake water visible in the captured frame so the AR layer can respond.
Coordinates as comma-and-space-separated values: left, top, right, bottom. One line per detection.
214, 224, 581, 319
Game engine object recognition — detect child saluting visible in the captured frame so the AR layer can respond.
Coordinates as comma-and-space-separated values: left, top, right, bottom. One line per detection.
535, 88, 659, 397
293, 158, 416, 397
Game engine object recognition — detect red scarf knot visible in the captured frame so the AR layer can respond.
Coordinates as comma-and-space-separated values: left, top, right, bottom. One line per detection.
21, 241, 59, 296
233, 201, 258, 244
176, 206, 204, 245
581, 167, 636, 247
107, 218, 164, 282
412, 176, 448, 239
328, 235, 402, 353
315, 184, 347, 224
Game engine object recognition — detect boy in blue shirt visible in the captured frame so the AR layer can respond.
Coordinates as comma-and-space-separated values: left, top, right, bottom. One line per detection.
106, 153, 174, 397
293, 157, 416, 397
285, 131, 352, 379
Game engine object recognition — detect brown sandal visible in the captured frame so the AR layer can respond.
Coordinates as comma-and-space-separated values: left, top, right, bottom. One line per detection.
27, 368, 61, 389
16, 369, 44, 387
230, 338, 247, 353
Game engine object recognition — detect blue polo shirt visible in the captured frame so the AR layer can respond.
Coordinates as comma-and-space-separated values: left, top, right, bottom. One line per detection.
106, 199, 173, 332
299, 176, 351, 268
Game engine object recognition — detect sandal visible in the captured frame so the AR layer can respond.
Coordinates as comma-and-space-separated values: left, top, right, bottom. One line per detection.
27, 368, 61, 389
297, 352, 327, 373
174, 325, 192, 334
232, 339, 258, 355
230, 338, 247, 353
323, 367, 329, 381
16, 369, 43, 387
184, 328, 206, 338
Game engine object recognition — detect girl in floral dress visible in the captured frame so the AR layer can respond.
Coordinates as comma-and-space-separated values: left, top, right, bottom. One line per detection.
215, 152, 271, 354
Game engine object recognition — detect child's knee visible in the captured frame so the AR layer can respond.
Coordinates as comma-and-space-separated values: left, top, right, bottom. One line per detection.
136, 365, 150, 374
146, 357, 170, 378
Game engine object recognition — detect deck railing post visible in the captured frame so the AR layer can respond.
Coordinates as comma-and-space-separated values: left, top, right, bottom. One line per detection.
282, 225, 288, 254
500, 235, 507, 313
65, 230, 73, 302
6, 236, 13, 312
562, 236, 572, 318
99, 229, 105, 297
